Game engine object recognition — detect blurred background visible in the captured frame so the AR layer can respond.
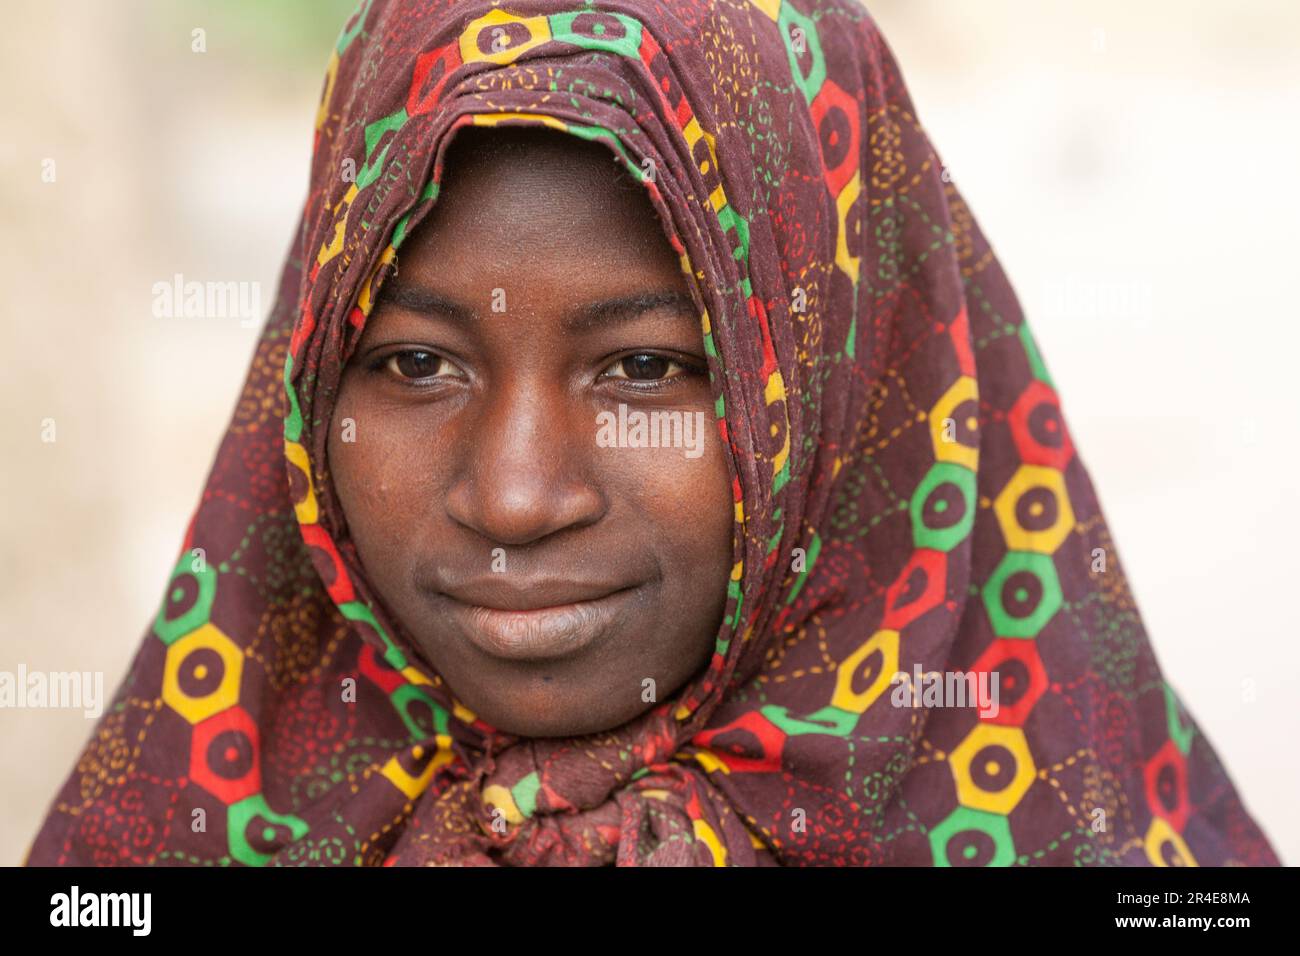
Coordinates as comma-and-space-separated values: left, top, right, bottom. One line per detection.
1, 0, 1296, 865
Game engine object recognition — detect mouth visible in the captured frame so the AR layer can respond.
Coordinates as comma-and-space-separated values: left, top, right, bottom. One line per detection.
433, 585, 638, 662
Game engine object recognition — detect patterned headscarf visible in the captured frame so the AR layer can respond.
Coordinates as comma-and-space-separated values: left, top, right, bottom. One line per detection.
27, 0, 1279, 867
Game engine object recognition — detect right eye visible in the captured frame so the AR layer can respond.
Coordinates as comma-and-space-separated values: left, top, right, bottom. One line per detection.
380, 349, 462, 383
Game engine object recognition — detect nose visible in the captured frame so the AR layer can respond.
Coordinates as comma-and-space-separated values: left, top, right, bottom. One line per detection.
444, 376, 607, 546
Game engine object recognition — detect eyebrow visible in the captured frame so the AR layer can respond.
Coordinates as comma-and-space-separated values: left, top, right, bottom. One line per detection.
570, 289, 698, 332
379, 280, 697, 332
379, 281, 475, 323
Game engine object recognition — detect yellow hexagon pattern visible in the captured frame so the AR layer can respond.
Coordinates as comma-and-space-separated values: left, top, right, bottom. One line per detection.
459, 9, 552, 66
993, 464, 1075, 554
832, 628, 899, 714
929, 376, 979, 470
1144, 816, 1199, 867
949, 724, 1036, 815
162, 623, 244, 725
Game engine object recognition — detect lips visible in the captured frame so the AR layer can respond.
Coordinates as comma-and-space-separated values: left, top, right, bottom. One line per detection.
428, 578, 637, 662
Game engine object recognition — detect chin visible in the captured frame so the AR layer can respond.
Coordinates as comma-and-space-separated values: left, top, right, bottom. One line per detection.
474, 697, 652, 740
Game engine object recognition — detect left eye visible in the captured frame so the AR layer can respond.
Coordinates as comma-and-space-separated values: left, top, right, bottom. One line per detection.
603, 353, 686, 381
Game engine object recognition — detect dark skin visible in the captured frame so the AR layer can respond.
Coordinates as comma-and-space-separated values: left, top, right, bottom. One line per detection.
328, 127, 734, 738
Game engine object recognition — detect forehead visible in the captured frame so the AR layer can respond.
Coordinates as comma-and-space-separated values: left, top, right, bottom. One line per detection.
388, 127, 681, 282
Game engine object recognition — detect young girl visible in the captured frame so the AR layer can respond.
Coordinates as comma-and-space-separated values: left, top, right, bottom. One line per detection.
26, 0, 1279, 866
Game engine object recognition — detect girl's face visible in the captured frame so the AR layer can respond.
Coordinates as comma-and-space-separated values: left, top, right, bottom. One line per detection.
329, 129, 734, 738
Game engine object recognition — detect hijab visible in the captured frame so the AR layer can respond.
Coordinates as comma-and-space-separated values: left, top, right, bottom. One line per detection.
26, 0, 1279, 867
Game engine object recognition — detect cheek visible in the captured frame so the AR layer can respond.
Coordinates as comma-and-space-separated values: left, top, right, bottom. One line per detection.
329, 399, 433, 551
613, 423, 734, 577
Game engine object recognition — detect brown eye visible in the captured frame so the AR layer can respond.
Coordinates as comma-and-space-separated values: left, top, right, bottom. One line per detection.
606, 353, 682, 381
387, 350, 451, 380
